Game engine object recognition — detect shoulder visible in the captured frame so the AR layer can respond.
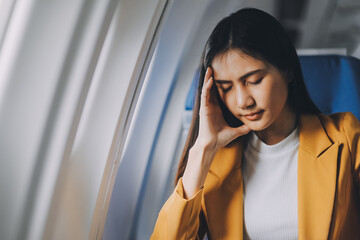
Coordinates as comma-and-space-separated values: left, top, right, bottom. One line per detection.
317, 112, 359, 129
317, 112, 360, 144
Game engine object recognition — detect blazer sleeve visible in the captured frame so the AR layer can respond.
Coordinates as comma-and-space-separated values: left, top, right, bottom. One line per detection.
343, 112, 360, 197
150, 177, 204, 240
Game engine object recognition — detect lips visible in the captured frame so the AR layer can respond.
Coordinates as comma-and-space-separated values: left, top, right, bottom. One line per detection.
243, 110, 264, 121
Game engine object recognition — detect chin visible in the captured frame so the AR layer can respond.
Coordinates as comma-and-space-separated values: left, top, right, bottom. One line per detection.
246, 125, 265, 132
243, 120, 271, 132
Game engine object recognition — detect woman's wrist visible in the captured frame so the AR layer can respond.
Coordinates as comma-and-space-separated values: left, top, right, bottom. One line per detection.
191, 139, 218, 156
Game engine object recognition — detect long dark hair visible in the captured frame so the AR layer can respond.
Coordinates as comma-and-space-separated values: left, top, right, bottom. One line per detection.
175, 8, 320, 186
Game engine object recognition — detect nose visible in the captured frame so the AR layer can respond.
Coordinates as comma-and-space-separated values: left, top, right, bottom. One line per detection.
236, 86, 254, 109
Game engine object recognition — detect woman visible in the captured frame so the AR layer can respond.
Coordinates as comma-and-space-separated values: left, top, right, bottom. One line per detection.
151, 8, 360, 240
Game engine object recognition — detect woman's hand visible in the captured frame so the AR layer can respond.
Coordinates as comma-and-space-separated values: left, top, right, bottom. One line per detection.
182, 67, 250, 199
195, 67, 251, 151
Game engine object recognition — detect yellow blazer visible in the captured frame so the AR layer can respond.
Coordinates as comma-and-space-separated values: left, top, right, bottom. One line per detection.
151, 112, 360, 239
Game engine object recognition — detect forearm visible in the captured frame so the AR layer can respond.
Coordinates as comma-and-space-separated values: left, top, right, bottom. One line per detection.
182, 143, 217, 199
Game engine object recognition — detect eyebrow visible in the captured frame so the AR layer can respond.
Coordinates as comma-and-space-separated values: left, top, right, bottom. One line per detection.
214, 69, 264, 84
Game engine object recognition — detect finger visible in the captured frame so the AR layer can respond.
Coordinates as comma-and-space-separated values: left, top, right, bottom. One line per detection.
201, 76, 214, 106
202, 67, 212, 93
218, 124, 250, 147
224, 124, 251, 141
208, 78, 220, 105
234, 125, 251, 137
203, 67, 213, 86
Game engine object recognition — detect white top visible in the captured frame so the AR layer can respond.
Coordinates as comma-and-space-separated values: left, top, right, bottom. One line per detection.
242, 127, 299, 240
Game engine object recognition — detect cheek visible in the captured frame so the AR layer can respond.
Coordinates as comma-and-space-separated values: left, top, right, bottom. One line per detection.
222, 93, 237, 111
275, 80, 289, 101
268, 81, 288, 109
255, 80, 288, 109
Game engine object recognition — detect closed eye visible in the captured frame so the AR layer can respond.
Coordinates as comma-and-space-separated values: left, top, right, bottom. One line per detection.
221, 86, 232, 93
215, 82, 232, 93
247, 77, 263, 85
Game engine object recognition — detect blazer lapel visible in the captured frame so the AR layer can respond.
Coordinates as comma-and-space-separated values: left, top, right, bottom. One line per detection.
298, 114, 339, 240
203, 138, 244, 239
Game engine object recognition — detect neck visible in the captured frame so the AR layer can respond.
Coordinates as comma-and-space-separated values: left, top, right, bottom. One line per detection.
255, 106, 297, 145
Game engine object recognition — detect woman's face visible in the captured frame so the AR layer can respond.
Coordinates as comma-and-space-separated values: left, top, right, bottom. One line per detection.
211, 50, 292, 132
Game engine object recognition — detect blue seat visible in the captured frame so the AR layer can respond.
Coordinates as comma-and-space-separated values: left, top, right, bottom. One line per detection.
299, 55, 360, 119
186, 55, 360, 120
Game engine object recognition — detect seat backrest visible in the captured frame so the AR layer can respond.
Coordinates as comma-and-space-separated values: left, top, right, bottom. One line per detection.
299, 55, 360, 119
